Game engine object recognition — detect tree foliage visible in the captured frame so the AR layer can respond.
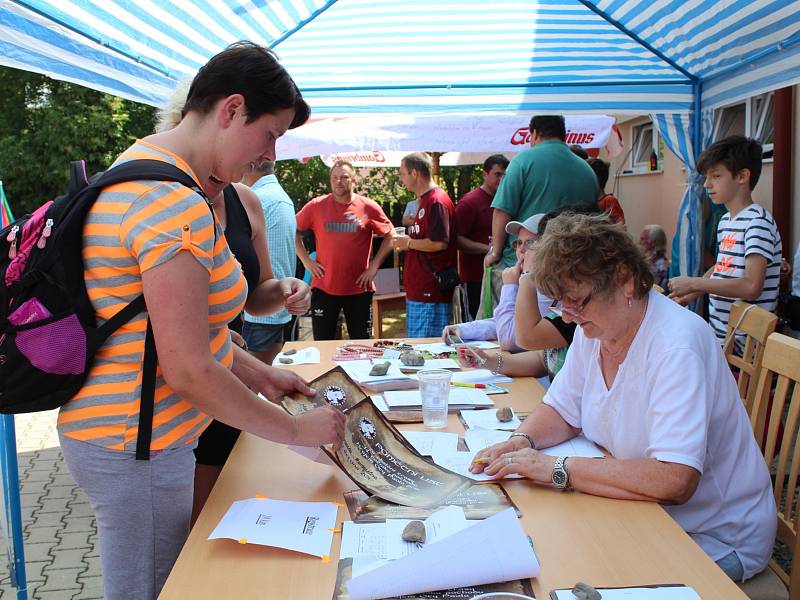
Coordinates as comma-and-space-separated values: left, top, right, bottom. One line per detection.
275, 157, 482, 225
0, 66, 156, 216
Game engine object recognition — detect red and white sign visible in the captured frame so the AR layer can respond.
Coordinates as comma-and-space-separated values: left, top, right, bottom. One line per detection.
277, 114, 619, 166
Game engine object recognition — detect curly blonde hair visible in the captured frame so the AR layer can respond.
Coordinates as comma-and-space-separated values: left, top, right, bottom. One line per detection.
154, 78, 193, 133
530, 212, 653, 301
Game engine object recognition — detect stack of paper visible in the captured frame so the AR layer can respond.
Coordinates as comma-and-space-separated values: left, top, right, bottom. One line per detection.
336, 359, 416, 392
384, 388, 494, 411
342, 507, 540, 599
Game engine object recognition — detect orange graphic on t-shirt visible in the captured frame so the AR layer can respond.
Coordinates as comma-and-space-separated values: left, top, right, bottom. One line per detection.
715, 255, 735, 274
719, 233, 737, 252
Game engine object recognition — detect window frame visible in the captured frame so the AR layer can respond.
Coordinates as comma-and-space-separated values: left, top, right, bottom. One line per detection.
629, 120, 660, 172
711, 92, 774, 161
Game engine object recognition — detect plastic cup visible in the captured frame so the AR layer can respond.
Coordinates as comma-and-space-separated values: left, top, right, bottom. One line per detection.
393, 226, 406, 236
418, 369, 451, 429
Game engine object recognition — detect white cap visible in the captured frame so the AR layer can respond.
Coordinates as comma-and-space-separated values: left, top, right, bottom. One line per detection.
505, 214, 545, 236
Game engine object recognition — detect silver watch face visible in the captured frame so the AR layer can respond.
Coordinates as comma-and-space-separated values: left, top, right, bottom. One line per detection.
552, 470, 568, 487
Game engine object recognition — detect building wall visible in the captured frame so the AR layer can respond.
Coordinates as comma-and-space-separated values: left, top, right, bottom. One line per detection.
606, 114, 780, 260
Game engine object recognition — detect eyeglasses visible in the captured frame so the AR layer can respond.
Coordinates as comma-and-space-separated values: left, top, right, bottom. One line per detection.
557, 290, 594, 316
511, 238, 537, 251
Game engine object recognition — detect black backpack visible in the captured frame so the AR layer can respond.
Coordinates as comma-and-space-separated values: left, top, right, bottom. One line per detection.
0, 159, 209, 459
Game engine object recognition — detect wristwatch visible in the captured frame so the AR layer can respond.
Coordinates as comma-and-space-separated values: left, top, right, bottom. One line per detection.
551, 456, 570, 490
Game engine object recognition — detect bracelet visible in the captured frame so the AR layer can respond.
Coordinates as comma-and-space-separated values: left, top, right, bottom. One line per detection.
491, 351, 503, 375
510, 432, 537, 450
406, 238, 412, 250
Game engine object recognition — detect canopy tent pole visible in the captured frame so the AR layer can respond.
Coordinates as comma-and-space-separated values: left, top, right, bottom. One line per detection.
0, 416, 26, 600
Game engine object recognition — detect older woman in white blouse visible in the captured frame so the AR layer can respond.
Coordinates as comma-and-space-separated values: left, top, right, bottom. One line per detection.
471, 213, 776, 582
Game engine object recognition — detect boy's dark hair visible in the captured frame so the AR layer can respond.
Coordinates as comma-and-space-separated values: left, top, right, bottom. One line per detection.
183, 41, 310, 129
528, 115, 566, 141
537, 202, 607, 236
587, 157, 610, 190
483, 154, 509, 172
696, 135, 763, 190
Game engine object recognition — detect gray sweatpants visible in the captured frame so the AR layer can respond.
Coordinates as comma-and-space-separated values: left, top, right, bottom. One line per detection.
59, 433, 196, 600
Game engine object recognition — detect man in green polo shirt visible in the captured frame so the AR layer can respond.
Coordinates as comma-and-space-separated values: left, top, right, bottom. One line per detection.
486, 115, 598, 269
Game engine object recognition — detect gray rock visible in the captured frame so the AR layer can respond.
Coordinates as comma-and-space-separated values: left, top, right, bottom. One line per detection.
399, 351, 425, 366
401, 520, 426, 543
369, 361, 391, 376
278, 357, 294, 364
571, 582, 602, 600
496, 407, 513, 422
283, 348, 297, 355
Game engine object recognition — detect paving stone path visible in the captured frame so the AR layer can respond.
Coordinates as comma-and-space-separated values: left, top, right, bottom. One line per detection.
0, 410, 101, 600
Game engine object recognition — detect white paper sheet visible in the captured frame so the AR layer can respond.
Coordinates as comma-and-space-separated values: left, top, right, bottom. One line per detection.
450, 369, 513, 384
430, 450, 523, 481
384, 388, 493, 409
384, 506, 470, 559
335, 360, 416, 393
272, 347, 321, 366
346, 508, 540, 600
388, 358, 461, 371
401, 431, 460, 455
464, 429, 512, 452
463, 430, 605, 459
460, 408, 521, 431
341, 521, 388, 559
208, 498, 338, 558
542, 436, 605, 458
370, 395, 390, 411
552, 587, 701, 599
413, 341, 499, 354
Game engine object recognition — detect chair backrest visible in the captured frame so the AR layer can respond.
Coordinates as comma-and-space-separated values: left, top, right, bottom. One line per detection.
750, 333, 800, 596
724, 301, 779, 417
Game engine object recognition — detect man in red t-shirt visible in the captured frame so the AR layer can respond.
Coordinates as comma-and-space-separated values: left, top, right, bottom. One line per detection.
295, 161, 395, 340
393, 152, 458, 337
455, 154, 509, 319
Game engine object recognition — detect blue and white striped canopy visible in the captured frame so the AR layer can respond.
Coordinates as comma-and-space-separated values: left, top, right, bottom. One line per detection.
2, 0, 799, 115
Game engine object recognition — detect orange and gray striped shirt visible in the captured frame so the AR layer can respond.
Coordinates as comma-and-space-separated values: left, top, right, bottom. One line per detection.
58, 140, 248, 452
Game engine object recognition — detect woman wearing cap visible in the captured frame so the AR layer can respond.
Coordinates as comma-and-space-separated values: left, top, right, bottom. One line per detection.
443, 214, 550, 351
58, 43, 345, 600
470, 213, 775, 582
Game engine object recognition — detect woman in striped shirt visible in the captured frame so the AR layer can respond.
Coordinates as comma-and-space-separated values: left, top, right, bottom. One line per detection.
58, 42, 344, 600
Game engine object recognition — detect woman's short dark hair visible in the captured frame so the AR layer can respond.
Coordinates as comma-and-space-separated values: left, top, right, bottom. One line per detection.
183, 41, 310, 129
530, 213, 654, 301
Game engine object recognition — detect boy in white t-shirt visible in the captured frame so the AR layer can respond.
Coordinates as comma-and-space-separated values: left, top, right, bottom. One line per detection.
668, 136, 782, 344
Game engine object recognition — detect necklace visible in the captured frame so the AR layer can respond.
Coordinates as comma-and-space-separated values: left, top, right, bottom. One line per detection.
600, 296, 649, 364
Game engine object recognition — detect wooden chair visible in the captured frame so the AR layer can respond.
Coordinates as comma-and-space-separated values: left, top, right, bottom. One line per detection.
724, 301, 779, 419
740, 333, 800, 600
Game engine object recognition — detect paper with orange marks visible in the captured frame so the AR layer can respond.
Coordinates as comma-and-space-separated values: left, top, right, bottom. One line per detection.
209, 498, 338, 558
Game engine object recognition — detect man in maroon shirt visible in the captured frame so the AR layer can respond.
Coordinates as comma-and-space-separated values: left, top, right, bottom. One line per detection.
393, 152, 458, 337
456, 155, 509, 319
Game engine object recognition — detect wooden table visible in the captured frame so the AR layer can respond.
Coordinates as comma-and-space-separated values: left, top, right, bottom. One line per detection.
371, 292, 406, 338
160, 340, 747, 599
